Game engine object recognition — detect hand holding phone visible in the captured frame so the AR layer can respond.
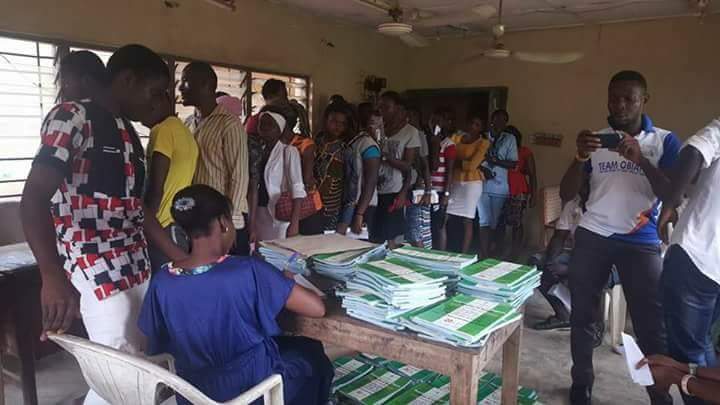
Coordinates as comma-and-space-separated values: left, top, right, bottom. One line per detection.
593, 131, 623, 149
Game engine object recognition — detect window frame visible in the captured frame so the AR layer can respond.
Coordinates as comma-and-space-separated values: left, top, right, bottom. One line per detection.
0, 30, 312, 201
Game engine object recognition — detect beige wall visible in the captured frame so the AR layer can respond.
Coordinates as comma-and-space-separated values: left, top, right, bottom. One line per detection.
403, 15, 720, 189
402, 15, 720, 247
0, 0, 410, 126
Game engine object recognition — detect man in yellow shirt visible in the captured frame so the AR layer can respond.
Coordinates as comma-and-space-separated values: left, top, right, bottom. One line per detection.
143, 91, 199, 271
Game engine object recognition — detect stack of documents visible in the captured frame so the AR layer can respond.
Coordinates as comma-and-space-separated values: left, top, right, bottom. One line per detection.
387, 245, 477, 275
402, 294, 522, 347
457, 259, 540, 307
337, 289, 408, 330
476, 372, 541, 404
336, 368, 413, 405
384, 360, 438, 383
332, 356, 375, 392
257, 245, 308, 274
259, 234, 380, 276
385, 375, 452, 404
348, 259, 449, 310
312, 244, 387, 281
331, 355, 542, 404
385, 372, 541, 404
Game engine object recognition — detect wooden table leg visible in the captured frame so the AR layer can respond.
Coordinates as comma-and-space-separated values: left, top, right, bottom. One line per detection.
450, 354, 480, 405
501, 324, 522, 404
14, 288, 38, 405
1, 349, 5, 405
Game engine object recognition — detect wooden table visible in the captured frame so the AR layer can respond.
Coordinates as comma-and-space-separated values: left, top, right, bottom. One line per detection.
280, 299, 523, 405
0, 243, 40, 405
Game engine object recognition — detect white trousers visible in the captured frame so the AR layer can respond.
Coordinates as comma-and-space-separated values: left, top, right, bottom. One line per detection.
71, 275, 149, 405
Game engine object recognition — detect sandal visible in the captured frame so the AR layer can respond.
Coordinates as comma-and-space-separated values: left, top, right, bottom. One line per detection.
534, 316, 570, 331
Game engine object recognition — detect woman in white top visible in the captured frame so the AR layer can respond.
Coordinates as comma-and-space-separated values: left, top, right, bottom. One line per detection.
256, 105, 307, 241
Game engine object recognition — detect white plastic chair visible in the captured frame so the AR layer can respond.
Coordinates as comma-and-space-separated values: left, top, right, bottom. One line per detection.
49, 334, 284, 405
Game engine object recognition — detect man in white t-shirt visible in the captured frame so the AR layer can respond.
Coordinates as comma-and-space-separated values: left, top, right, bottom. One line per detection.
371, 91, 420, 248
560, 71, 680, 405
639, 118, 720, 405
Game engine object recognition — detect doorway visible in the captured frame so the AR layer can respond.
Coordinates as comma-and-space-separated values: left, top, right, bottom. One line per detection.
404, 87, 508, 132
404, 87, 508, 253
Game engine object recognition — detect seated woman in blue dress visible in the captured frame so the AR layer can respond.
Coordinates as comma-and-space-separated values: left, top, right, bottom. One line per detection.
138, 184, 333, 404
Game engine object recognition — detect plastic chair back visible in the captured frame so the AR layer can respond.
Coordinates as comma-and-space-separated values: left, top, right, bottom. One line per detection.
49, 333, 284, 405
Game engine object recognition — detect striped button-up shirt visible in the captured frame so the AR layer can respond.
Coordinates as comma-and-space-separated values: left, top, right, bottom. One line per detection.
189, 104, 249, 229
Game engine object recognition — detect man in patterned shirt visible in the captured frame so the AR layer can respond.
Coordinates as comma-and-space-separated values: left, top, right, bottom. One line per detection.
21, 45, 185, 405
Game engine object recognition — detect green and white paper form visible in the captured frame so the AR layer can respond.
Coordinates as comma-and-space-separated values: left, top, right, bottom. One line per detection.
387, 245, 477, 274
458, 259, 540, 307
312, 244, 387, 281
405, 294, 521, 346
337, 368, 413, 405
332, 356, 374, 392
349, 259, 448, 309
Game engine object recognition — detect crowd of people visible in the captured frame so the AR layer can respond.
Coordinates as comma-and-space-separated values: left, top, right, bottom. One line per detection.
16, 43, 720, 405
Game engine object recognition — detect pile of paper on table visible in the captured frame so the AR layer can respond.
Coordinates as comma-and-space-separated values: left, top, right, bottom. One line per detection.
259, 234, 379, 276
312, 244, 387, 281
257, 244, 308, 274
401, 293, 521, 348
348, 259, 449, 309
337, 290, 407, 331
457, 259, 541, 308
387, 245, 477, 277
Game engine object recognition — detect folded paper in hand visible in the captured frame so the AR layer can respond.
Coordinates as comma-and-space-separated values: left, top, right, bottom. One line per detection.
622, 332, 654, 386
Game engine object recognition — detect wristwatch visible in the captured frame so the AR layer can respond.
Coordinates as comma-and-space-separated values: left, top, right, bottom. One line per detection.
443, 191, 450, 197
681, 374, 695, 396
689, 363, 698, 376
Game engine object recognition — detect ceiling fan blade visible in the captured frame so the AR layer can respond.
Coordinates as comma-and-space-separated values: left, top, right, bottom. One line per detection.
512, 51, 584, 64
350, 0, 392, 14
414, 5, 496, 28
460, 50, 490, 64
399, 32, 430, 47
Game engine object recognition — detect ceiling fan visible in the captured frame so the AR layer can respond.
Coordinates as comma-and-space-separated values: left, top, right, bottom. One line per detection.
372, 3, 430, 47
462, 0, 583, 64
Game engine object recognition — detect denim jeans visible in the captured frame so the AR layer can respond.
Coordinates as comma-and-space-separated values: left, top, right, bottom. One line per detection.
663, 245, 720, 405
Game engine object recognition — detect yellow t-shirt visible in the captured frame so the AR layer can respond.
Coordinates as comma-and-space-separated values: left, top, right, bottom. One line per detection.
147, 116, 199, 227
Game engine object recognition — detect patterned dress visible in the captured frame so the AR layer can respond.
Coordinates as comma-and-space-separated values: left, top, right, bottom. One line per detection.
313, 132, 347, 230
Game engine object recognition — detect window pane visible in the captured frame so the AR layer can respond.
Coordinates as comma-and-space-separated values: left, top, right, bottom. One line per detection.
0, 180, 25, 198
175, 61, 248, 123
0, 36, 58, 198
250, 73, 309, 131
70, 47, 113, 65
0, 159, 33, 182
0, 138, 40, 159
0, 37, 39, 56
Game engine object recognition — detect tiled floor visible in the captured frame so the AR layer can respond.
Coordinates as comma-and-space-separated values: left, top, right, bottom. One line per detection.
2, 291, 683, 404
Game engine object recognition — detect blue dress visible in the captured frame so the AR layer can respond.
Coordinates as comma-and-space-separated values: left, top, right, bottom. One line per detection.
138, 256, 333, 404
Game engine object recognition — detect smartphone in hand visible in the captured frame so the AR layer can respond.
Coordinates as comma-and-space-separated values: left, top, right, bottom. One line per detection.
593, 131, 622, 149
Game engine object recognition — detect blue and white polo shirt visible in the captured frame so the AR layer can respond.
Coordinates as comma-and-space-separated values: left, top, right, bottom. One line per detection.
579, 114, 681, 245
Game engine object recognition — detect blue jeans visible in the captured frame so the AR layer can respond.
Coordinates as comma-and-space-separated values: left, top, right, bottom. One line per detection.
477, 193, 507, 229
663, 245, 720, 405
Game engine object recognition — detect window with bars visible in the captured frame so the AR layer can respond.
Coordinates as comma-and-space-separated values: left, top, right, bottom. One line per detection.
174, 61, 249, 124
0, 34, 311, 200
71, 46, 151, 144
0, 37, 57, 200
